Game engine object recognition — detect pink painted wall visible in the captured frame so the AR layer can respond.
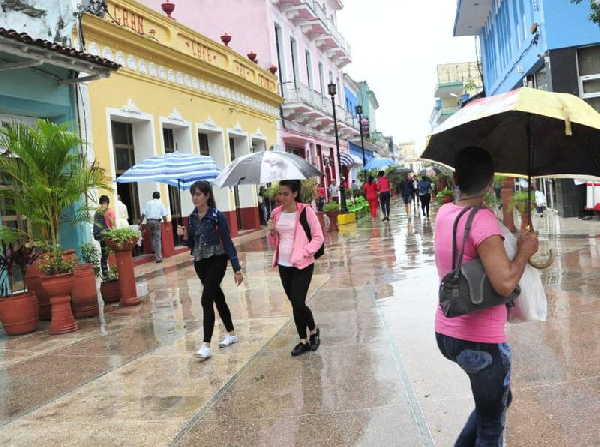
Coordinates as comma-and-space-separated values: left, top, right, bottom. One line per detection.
141, 0, 274, 70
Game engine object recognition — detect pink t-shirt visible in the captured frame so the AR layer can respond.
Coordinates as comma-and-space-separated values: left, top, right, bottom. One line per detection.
434, 203, 507, 343
377, 177, 391, 193
276, 212, 296, 267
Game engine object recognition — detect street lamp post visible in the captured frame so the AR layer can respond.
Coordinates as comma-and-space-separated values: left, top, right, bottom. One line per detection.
355, 105, 366, 168
328, 82, 347, 213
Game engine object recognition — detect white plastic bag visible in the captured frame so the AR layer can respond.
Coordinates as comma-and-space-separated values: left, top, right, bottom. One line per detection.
499, 221, 548, 323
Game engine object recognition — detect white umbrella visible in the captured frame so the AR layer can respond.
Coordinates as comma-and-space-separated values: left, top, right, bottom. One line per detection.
214, 151, 322, 187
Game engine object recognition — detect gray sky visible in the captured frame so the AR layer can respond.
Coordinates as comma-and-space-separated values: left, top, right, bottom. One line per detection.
337, 1, 476, 149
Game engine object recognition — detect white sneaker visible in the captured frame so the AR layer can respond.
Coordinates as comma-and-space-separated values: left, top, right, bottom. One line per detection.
195, 344, 212, 359
219, 335, 239, 348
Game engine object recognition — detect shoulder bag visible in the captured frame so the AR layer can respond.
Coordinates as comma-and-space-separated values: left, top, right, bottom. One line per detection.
439, 206, 520, 318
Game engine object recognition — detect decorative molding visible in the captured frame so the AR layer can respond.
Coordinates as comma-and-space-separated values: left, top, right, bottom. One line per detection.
120, 99, 142, 115
168, 108, 186, 124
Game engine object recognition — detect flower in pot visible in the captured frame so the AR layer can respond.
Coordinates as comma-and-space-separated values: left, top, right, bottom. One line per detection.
39, 246, 78, 335
100, 266, 120, 304
72, 243, 101, 318
0, 228, 45, 335
323, 202, 340, 231
102, 228, 141, 252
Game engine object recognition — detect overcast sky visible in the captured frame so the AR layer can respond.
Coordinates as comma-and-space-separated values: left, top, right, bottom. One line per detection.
337, 1, 476, 150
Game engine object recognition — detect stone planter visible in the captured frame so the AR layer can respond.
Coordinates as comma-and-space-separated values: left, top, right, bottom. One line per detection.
41, 273, 78, 335
100, 281, 120, 304
107, 240, 140, 307
72, 264, 99, 318
0, 291, 39, 336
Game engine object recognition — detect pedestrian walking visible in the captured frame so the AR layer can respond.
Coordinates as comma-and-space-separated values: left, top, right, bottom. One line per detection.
377, 170, 391, 221
434, 146, 539, 446
267, 180, 324, 357
115, 195, 129, 229
418, 176, 433, 219
363, 176, 379, 220
93, 195, 111, 277
178, 181, 244, 360
140, 192, 168, 263
328, 182, 339, 203
400, 175, 415, 218
535, 187, 547, 217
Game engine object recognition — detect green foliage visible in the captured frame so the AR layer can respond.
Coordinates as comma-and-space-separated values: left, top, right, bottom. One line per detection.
104, 265, 119, 283
80, 242, 101, 278
0, 228, 45, 295
0, 120, 109, 246
323, 202, 339, 212
263, 182, 279, 199
39, 247, 75, 276
511, 191, 535, 214
484, 190, 499, 209
102, 228, 141, 246
358, 169, 378, 183
435, 188, 454, 205
570, 0, 600, 24
300, 178, 318, 203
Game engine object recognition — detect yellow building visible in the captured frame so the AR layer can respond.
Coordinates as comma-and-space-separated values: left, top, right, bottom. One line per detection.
80, 0, 281, 244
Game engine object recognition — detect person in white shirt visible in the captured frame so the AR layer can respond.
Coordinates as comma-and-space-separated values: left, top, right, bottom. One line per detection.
535, 188, 547, 217
115, 195, 130, 229
141, 192, 168, 263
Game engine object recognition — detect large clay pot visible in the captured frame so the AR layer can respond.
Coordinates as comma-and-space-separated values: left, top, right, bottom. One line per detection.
108, 242, 140, 307
72, 264, 99, 318
41, 274, 78, 335
316, 212, 326, 233
100, 280, 120, 304
0, 291, 39, 336
326, 211, 340, 231
25, 261, 51, 321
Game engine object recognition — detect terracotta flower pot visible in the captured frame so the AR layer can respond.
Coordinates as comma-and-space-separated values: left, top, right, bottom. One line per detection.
108, 243, 140, 307
326, 211, 340, 231
100, 280, 120, 304
72, 264, 99, 318
0, 291, 39, 336
41, 274, 78, 335
25, 261, 51, 321
106, 239, 136, 252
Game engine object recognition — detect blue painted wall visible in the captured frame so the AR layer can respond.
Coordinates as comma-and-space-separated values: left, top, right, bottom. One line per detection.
478, 0, 600, 96
344, 87, 358, 118
0, 64, 88, 252
544, 0, 600, 49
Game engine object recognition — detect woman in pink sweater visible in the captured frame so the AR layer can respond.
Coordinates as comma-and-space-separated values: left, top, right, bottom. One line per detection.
267, 180, 325, 357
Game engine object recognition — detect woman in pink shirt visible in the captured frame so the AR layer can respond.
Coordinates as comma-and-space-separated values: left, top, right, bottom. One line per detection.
268, 180, 325, 357
434, 147, 538, 446
377, 171, 391, 221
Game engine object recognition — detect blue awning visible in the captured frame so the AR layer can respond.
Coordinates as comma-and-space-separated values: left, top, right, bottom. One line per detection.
349, 142, 375, 164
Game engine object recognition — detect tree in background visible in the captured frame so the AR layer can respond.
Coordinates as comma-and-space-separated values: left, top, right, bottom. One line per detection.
570, 0, 600, 24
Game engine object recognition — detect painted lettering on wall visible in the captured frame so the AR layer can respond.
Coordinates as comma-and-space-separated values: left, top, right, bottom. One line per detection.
180, 35, 224, 67
110, 4, 145, 34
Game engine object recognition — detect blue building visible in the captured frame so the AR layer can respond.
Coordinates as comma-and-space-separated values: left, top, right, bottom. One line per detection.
454, 0, 600, 217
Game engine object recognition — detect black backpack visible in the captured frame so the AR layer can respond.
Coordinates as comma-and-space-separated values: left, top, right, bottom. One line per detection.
299, 208, 325, 259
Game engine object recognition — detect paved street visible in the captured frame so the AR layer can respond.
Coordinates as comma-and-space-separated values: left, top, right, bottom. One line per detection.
1, 201, 599, 446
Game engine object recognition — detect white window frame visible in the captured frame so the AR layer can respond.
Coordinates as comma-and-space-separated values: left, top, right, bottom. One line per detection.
577, 46, 600, 99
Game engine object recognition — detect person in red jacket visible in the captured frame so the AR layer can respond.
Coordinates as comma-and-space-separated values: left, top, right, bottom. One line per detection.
363, 176, 379, 220
377, 170, 392, 221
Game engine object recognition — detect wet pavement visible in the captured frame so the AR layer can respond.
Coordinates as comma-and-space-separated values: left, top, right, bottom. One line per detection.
1, 201, 599, 446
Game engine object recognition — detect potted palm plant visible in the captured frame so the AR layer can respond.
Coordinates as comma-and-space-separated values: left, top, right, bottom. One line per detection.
0, 228, 45, 335
0, 120, 108, 322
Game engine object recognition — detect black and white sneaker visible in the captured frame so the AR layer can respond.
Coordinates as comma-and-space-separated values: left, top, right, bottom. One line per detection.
291, 342, 311, 357
309, 328, 321, 351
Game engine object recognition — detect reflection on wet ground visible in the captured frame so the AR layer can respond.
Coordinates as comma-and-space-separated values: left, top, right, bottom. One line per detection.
0, 202, 599, 446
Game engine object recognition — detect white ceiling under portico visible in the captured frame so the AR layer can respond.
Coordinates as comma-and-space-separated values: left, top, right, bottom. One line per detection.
454, 0, 493, 36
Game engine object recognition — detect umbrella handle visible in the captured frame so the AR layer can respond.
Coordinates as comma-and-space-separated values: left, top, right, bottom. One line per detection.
529, 249, 554, 269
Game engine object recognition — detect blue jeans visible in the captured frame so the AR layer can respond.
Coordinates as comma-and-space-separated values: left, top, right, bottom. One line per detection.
436, 333, 512, 447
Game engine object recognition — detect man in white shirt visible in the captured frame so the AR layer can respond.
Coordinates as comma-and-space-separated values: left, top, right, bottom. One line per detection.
535, 188, 547, 217
141, 192, 168, 263
115, 195, 130, 229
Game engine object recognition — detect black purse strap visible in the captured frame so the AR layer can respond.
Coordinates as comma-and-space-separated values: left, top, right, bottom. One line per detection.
451, 207, 481, 274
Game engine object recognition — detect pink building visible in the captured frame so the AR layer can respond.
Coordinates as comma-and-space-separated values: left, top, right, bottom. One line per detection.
142, 0, 360, 190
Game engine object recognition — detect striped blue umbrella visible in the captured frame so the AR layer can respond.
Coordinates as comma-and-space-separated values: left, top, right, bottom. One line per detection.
339, 152, 356, 167
116, 152, 220, 189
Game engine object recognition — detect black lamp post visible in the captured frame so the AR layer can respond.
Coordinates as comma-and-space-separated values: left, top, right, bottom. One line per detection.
328, 82, 347, 213
355, 104, 367, 169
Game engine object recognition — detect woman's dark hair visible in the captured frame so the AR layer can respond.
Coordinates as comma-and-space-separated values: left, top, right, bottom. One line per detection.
454, 146, 495, 195
378, 171, 384, 177
367, 176, 374, 184
99, 195, 110, 205
279, 180, 302, 202
190, 181, 216, 208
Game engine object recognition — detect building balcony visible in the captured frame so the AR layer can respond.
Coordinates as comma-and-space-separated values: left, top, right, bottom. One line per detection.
274, 0, 351, 68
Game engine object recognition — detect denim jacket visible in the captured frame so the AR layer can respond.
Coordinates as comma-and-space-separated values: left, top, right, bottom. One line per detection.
186, 208, 241, 272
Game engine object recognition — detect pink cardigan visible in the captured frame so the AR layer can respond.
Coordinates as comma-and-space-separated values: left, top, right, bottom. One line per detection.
268, 203, 325, 269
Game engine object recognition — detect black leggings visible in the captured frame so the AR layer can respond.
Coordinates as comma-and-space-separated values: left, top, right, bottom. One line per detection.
380, 191, 391, 218
420, 193, 431, 217
195, 255, 234, 343
279, 264, 315, 340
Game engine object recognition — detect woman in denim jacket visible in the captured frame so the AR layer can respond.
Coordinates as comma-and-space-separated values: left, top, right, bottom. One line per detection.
178, 181, 243, 360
